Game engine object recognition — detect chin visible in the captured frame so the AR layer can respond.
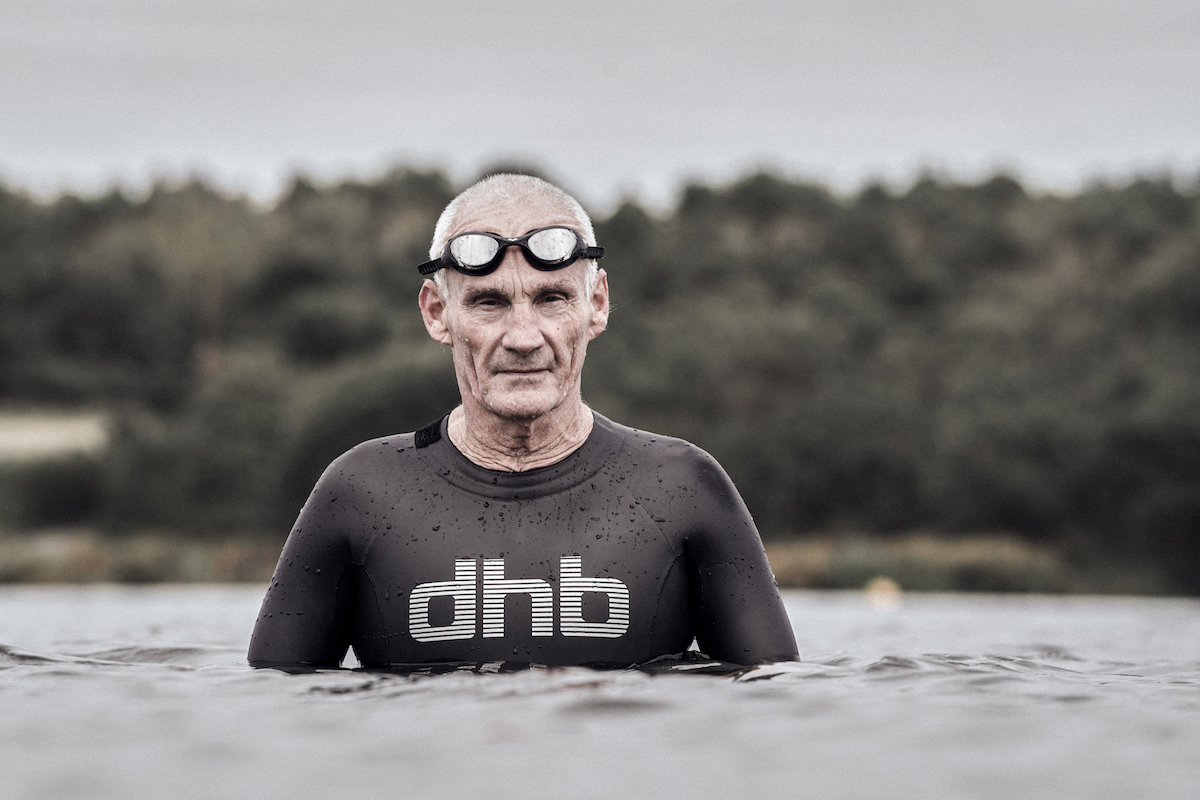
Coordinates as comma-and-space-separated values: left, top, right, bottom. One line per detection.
483, 390, 562, 422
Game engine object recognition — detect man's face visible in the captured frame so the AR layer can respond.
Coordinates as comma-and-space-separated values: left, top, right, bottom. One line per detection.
419, 201, 609, 424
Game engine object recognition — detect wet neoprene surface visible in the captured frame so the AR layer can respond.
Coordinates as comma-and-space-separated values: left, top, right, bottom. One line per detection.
248, 413, 798, 669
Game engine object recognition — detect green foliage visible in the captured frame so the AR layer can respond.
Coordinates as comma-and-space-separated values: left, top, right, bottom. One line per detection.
275, 290, 391, 364
103, 350, 292, 534
2, 168, 1198, 590
0, 456, 104, 528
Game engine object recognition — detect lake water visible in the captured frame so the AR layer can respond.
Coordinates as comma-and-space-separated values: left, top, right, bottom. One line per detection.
2, 586, 1198, 799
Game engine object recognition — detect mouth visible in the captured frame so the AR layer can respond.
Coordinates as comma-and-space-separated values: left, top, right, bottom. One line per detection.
496, 368, 549, 377
493, 363, 552, 376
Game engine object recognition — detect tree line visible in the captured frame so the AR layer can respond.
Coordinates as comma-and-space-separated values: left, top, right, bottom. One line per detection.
1, 167, 1198, 591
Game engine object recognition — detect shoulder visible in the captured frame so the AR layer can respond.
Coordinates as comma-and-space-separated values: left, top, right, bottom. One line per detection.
595, 414, 736, 497
308, 428, 426, 498
333, 428, 420, 468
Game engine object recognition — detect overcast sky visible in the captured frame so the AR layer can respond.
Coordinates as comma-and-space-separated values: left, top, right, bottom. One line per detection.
3, 0, 1198, 210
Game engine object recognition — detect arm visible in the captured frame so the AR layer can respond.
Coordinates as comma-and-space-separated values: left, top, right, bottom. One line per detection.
681, 449, 798, 664
247, 464, 358, 669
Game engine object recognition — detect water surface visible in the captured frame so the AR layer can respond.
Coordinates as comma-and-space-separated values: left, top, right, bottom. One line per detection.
2, 586, 1197, 799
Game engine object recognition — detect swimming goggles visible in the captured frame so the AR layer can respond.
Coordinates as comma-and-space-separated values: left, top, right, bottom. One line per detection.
417, 226, 604, 276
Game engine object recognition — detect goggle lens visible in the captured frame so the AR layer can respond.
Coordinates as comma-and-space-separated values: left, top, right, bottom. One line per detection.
525, 227, 578, 264
449, 234, 501, 268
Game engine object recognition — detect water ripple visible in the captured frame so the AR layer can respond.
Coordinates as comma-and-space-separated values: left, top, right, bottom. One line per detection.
4, 590, 1200, 800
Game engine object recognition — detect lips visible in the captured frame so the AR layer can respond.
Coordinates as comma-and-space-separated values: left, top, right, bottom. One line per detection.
495, 370, 549, 379
492, 362, 552, 375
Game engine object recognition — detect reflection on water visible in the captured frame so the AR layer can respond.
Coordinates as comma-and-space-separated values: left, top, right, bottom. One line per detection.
1, 586, 1197, 799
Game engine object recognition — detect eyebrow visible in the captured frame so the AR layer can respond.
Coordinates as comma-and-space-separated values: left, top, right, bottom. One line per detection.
460, 286, 506, 304
459, 281, 579, 304
533, 281, 578, 297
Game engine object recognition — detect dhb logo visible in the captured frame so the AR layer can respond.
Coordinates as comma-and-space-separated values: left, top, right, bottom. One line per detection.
408, 556, 630, 642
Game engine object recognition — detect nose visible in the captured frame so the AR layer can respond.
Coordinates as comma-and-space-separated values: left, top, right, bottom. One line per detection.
501, 299, 546, 354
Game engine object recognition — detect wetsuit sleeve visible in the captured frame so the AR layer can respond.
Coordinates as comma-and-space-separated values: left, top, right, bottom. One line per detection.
681, 449, 798, 664
248, 461, 358, 669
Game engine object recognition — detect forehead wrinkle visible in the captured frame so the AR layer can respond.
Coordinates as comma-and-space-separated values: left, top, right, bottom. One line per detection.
451, 249, 590, 295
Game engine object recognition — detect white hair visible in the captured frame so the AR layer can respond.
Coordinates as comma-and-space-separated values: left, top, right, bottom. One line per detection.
428, 174, 599, 294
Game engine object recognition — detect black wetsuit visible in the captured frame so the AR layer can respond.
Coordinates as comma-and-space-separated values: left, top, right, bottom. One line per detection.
248, 413, 797, 669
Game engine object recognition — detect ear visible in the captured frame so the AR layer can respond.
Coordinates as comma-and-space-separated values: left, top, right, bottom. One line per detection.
587, 269, 610, 341
419, 280, 454, 346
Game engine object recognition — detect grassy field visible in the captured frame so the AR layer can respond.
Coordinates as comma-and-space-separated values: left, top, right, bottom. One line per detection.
0, 527, 1174, 594
0, 528, 280, 583
764, 533, 1173, 595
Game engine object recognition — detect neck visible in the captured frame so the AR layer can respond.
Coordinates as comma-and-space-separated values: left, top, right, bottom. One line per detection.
447, 401, 594, 472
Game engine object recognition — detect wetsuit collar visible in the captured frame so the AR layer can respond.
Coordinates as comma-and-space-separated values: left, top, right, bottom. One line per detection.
416, 412, 624, 500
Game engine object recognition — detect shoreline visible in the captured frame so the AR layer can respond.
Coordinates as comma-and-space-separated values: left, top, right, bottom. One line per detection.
0, 528, 1176, 594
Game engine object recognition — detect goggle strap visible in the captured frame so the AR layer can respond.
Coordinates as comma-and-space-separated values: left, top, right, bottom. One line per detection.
417, 259, 443, 275
583, 246, 605, 260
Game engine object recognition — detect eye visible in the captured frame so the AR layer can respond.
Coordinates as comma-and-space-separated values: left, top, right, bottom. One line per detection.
538, 286, 575, 304
467, 294, 508, 310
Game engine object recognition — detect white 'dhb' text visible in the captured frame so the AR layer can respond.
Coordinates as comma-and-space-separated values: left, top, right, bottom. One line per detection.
408, 556, 630, 642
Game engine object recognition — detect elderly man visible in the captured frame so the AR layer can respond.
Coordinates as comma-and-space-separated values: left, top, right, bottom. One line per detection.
249, 174, 797, 670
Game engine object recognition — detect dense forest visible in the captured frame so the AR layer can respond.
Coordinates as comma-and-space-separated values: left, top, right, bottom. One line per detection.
1, 167, 1198, 591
